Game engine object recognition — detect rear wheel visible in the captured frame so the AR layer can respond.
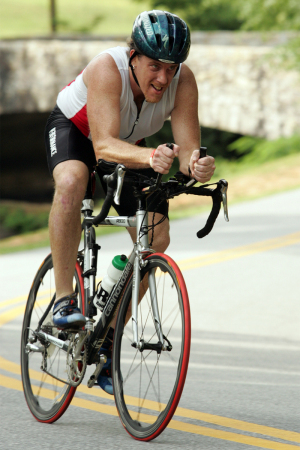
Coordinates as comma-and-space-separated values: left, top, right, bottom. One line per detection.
113, 253, 191, 441
20, 254, 84, 423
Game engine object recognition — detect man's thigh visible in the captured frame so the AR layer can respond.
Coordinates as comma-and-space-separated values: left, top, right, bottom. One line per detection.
45, 105, 96, 177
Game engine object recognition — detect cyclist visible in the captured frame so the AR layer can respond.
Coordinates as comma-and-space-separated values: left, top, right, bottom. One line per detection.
44, 10, 215, 394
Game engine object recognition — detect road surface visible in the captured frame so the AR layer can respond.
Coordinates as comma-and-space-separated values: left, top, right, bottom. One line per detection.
0, 188, 299, 449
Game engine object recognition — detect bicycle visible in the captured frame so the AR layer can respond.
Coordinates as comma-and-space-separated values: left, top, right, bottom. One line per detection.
20, 146, 229, 441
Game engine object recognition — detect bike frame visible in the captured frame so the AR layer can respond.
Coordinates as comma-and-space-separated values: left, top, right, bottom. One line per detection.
81, 191, 163, 367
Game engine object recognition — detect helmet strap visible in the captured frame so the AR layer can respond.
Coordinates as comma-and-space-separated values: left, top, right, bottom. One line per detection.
129, 51, 140, 88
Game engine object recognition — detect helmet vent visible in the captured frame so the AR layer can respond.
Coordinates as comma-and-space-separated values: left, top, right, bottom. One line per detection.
149, 14, 157, 23
155, 34, 161, 49
166, 14, 174, 25
169, 36, 174, 52
178, 38, 185, 54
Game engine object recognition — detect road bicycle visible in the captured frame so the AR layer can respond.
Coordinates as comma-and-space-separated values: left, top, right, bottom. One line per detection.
20, 147, 229, 441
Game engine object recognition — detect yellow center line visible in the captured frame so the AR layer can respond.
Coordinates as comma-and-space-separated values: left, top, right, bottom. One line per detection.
178, 231, 300, 271
0, 295, 28, 310
1, 231, 300, 447
0, 304, 26, 327
0, 374, 299, 450
0, 289, 52, 310
0, 297, 51, 327
1, 355, 299, 446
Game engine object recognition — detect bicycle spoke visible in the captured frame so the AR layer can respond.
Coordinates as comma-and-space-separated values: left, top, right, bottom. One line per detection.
113, 254, 190, 441
21, 254, 83, 422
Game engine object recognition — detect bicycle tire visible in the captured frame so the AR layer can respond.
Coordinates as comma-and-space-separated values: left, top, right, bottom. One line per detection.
20, 253, 85, 423
112, 253, 191, 441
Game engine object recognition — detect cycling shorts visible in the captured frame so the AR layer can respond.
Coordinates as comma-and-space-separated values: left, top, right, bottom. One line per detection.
44, 105, 168, 217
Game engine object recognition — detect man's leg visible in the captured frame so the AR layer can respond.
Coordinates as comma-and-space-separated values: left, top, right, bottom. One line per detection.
49, 160, 89, 328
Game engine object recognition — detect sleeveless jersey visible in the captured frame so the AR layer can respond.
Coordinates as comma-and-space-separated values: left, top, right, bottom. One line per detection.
56, 46, 181, 144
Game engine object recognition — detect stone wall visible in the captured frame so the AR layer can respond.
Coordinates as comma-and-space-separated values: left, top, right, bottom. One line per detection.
1, 32, 300, 139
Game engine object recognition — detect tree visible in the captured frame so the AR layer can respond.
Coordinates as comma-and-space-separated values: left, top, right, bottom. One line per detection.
141, 0, 300, 31
238, 0, 300, 31
50, 0, 56, 33
138, 0, 243, 30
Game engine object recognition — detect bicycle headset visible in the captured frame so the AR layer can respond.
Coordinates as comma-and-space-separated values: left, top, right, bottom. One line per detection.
129, 10, 191, 87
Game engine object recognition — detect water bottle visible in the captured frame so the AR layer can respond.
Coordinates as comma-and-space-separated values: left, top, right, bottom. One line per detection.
93, 254, 128, 311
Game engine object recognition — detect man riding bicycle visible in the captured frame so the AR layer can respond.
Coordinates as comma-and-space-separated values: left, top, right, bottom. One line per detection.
44, 10, 215, 395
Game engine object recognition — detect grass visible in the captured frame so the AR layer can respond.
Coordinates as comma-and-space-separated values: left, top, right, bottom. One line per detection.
0, 0, 151, 39
0, 215, 125, 255
1, 152, 300, 255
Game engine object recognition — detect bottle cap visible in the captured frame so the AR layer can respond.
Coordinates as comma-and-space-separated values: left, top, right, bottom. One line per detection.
112, 254, 128, 271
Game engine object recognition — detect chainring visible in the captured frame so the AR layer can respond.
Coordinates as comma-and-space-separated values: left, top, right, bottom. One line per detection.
66, 333, 87, 387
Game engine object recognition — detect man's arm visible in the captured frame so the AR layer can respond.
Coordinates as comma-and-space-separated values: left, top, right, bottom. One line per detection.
84, 54, 151, 168
171, 64, 215, 183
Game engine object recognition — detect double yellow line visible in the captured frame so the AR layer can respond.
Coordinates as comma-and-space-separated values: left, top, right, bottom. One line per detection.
1, 356, 299, 449
1, 231, 300, 448
178, 231, 300, 271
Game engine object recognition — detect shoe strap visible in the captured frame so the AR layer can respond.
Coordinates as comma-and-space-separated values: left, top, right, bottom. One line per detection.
54, 293, 77, 312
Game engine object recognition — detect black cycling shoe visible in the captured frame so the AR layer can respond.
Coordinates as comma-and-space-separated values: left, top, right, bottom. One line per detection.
52, 293, 86, 329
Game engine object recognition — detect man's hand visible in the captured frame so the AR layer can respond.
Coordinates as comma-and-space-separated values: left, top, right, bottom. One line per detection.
190, 150, 215, 183
151, 144, 180, 174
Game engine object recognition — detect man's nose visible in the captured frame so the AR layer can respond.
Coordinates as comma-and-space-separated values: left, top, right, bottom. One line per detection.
156, 69, 168, 85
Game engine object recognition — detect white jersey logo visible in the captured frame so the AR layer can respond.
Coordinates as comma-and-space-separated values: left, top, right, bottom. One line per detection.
49, 128, 57, 156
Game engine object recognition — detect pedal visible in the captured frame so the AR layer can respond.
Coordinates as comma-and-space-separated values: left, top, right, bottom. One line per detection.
87, 354, 107, 388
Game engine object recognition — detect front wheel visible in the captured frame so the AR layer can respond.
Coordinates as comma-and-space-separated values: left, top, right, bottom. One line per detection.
113, 253, 191, 441
20, 254, 85, 423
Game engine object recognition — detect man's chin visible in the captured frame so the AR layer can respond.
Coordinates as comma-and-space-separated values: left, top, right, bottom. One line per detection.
144, 96, 161, 104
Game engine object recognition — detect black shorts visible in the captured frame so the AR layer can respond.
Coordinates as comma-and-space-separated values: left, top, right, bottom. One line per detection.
44, 105, 168, 217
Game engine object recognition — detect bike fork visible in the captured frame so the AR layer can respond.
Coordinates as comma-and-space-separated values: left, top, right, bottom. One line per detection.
131, 210, 163, 349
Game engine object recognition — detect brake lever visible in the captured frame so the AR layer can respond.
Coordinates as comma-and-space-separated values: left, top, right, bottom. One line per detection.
186, 147, 207, 188
219, 179, 229, 222
114, 164, 126, 205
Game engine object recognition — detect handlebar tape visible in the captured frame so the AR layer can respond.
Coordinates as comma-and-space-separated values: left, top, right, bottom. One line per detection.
92, 171, 117, 225
196, 190, 221, 238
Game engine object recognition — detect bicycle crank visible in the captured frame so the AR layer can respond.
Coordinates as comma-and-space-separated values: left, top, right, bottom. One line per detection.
66, 332, 88, 387
87, 354, 107, 388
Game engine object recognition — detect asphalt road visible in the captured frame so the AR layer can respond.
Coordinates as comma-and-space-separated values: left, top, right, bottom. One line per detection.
1, 188, 300, 450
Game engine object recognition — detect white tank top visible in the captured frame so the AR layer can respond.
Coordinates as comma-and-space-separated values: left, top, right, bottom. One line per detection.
57, 46, 181, 144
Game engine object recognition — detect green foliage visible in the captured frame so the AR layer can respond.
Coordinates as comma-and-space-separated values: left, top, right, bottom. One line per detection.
228, 134, 300, 164
56, 15, 104, 34
0, 206, 49, 235
270, 36, 300, 72
0, 0, 151, 38
238, 0, 300, 31
137, 0, 243, 30
143, 0, 300, 31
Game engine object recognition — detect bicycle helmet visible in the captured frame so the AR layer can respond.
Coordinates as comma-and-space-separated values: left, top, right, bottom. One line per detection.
131, 10, 190, 64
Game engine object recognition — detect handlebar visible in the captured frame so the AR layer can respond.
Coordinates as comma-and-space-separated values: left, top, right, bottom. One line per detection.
188, 180, 229, 238
90, 151, 229, 237
92, 162, 125, 225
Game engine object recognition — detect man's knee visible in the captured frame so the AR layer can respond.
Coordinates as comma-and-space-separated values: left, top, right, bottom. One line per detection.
53, 161, 89, 207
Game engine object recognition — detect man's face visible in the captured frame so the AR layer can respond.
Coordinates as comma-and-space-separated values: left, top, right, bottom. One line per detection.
133, 55, 179, 103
